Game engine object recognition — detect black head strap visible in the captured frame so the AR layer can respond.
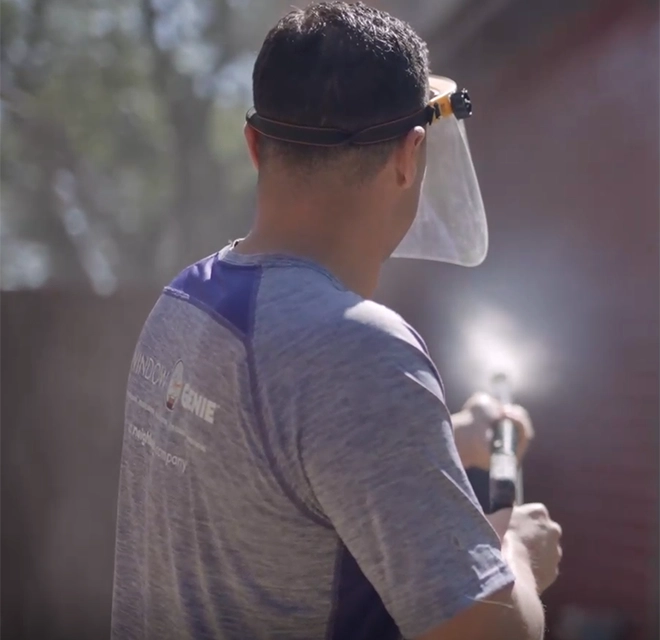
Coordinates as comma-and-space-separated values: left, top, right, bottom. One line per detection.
246, 89, 471, 147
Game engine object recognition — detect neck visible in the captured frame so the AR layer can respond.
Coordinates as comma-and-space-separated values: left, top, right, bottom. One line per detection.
235, 176, 385, 298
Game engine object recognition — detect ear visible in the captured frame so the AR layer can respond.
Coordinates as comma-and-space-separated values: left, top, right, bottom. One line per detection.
244, 123, 260, 170
395, 126, 426, 189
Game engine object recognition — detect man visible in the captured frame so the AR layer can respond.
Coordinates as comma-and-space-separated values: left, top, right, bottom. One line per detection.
111, 3, 562, 639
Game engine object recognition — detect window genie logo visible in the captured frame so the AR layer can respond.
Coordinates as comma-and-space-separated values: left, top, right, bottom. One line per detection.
166, 360, 184, 410
131, 351, 217, 425
180, 384, 217, 425
131, 351, 170, 388
164, 359, 217, 425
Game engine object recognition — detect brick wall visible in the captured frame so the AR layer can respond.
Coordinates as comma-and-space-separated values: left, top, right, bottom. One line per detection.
1, 291, 158, 640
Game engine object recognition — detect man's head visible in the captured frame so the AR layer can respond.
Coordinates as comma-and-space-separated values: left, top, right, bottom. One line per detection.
245, 2, 430, 260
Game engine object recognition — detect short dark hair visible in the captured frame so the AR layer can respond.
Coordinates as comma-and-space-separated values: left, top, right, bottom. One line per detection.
252, 2, 429, 182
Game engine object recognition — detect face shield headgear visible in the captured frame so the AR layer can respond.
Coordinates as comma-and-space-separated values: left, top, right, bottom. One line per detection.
246, 75, 488, 266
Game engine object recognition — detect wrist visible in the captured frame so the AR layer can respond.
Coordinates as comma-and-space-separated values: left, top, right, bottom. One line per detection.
503, 532, 539, 593
451, 409, 472, 430
502, 531, 526, 561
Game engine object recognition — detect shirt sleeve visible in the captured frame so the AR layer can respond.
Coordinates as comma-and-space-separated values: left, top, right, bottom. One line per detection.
298, 309, 515, 638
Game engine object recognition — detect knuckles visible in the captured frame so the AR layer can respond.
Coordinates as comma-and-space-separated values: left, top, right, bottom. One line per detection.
523, 503, 549, 519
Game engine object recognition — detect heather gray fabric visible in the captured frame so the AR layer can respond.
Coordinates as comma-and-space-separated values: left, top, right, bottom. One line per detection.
111, 247, 514, 640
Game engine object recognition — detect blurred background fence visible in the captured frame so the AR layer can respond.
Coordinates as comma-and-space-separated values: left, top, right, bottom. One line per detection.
1, 0, 658, 638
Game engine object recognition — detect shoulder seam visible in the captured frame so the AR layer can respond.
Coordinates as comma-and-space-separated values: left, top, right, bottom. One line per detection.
245, 272, 336, 529
246, 270, 333, 529
163, 282, 331, 527
163, 286, 246, 340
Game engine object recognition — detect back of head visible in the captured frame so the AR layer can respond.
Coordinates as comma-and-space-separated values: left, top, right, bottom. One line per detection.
252, 2, 430, 184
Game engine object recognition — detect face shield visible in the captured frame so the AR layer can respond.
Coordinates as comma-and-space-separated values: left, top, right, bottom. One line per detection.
246, 75, 488, 267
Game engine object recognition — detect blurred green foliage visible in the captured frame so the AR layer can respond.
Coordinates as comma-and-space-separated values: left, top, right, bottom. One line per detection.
0, 0, 292, 292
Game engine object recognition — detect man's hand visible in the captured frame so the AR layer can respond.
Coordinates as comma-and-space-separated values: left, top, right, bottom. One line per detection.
452, 393, 534, 470
418, 502, 559, 640
488, 503, 563, 595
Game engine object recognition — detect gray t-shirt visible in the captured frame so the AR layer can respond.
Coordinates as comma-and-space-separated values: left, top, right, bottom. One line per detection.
111, 247, 514, 640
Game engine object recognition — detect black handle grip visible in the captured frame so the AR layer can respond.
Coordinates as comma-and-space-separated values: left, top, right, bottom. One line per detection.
489, 417, 518, 512
490, 468, 517, 511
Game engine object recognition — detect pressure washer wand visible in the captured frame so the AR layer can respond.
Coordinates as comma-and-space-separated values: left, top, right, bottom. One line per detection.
489, 372, 523, 511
